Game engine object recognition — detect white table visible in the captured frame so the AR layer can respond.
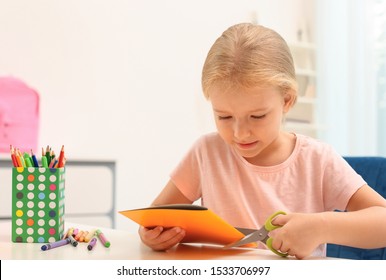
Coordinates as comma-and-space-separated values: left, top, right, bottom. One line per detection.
0, 220, 330, 260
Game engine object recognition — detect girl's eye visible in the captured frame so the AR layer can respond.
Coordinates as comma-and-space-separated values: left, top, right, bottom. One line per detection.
218, 116, 232, 120
251, 114, 266, 119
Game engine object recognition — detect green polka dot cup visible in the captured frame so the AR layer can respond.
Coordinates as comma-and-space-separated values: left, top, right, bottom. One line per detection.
12, 167, 65, 243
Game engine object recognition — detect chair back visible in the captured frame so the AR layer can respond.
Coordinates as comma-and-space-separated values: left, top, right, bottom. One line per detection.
326, 156, 386, 259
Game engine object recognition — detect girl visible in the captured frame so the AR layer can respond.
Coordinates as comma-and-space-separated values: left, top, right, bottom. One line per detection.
139, 23, 386, 259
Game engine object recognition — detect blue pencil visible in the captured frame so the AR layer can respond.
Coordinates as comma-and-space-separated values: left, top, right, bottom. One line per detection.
31, 150, 39, 167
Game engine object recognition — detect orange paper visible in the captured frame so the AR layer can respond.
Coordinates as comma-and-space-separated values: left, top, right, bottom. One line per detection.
119, 204, 247, 245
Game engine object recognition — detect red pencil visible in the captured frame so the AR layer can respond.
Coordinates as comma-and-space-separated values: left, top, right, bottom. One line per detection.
58, 145, 65, 168
10, 145, 18, 167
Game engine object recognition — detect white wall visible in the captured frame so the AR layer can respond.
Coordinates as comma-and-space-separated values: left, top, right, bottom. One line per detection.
0, 0, 314, 232
316, 0, 378, 156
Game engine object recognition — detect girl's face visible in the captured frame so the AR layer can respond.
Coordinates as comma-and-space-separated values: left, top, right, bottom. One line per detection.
209, 85, 293, 165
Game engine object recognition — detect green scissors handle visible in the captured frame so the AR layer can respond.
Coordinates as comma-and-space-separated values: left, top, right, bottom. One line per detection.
264, 211, 288, 257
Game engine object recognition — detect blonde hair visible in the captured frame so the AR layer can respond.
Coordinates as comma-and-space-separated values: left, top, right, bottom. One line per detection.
202, 23, 297, 102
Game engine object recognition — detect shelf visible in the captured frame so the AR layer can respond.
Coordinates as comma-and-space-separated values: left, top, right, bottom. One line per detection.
289, 42, 316, 50
286, 40, 321, 138
290, 42, 315, 74
286, 101, 314, 123
297, 97, 316, 104
296, 69, 316, 77
283, 121, 324, 139
284, 121, 321, 131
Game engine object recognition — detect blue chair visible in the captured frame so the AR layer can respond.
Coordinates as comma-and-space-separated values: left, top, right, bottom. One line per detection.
326, 156, 386, 259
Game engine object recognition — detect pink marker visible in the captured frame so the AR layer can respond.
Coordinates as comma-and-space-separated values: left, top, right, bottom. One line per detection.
72, 228, 79, 237
96, 229, 111, 248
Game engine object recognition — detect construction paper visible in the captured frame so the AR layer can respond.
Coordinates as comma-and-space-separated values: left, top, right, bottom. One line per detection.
119, 204, 248, 245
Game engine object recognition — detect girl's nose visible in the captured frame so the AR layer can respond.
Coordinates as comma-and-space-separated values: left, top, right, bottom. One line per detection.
233, 119, 251, 139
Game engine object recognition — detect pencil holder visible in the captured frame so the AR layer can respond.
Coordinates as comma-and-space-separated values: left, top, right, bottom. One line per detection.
12, 167, 65, 243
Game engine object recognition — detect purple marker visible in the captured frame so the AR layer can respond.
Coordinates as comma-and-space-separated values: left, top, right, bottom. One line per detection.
87, 237, 97, 251
41, 238, 70, 251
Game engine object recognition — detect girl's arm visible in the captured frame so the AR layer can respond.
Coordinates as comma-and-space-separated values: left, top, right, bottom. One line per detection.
151, 179, 193, 206
323, 184, 386, 248
272, 184, 386, 259
138, 180, 193, 251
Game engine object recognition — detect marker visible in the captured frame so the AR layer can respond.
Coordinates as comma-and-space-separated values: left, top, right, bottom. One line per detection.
96, 229, 111, 248
84, 230, 96, 242
24, 157, 32, 167
68, 235, 78, 247
87, 237, 97, 251
41, 238, 70, 251
23, 152, 33, 167
74, 230, 84, 241
72, 228, 79, 237
79, 231, 88, 242
63, 227, 74, 239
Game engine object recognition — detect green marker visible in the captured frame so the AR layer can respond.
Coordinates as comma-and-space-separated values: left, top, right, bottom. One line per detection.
23, 152, 32, 167
42, 156, 48, 168
24, 157, 32, 167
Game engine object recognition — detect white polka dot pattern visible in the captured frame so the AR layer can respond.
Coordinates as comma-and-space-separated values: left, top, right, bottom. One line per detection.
12, 167, 65, 243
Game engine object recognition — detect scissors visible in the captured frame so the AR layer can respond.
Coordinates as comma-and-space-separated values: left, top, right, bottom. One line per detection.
224, 211, 288, 257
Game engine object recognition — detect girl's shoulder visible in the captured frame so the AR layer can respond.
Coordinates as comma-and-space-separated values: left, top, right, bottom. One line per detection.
294, 133, 340, 162
191, 132, 231, 156
194, 132, 226, 146
296, 133, 334, 151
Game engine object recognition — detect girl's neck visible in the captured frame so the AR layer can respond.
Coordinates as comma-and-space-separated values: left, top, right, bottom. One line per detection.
245, 131, 296, 166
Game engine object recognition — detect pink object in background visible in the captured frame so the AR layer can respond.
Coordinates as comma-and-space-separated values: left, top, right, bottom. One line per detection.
0, 76, 39, 153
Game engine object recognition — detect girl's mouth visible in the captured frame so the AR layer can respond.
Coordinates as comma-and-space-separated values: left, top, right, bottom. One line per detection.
236, 141, 258, 150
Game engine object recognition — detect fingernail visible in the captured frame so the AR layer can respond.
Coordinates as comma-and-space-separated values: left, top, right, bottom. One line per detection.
156, 226, 163, 232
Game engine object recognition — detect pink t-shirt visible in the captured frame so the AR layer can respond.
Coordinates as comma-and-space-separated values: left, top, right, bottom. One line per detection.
170, 132, 366, 256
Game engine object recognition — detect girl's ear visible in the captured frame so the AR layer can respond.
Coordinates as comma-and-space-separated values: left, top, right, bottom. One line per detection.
283, 89, 297, 113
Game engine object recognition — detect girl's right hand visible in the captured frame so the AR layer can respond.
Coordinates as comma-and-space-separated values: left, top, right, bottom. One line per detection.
138, 226, 186, 251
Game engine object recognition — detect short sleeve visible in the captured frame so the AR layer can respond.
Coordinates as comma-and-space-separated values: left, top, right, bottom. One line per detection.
322, 146, 366, 211
169, 136, 205, 202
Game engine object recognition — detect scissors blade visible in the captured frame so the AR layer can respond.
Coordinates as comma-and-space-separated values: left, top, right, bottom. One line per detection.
224, 228, 268, 249
234, 227, 258, 235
